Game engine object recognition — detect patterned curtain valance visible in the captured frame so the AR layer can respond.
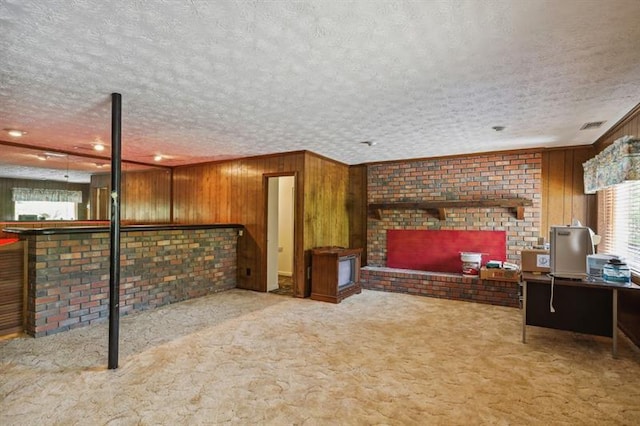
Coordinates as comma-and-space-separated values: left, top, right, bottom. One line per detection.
11, 187, 83, 203
583, 136, 640, 194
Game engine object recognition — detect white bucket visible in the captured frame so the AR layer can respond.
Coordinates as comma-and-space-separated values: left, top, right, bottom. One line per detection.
461, 252, 482, 276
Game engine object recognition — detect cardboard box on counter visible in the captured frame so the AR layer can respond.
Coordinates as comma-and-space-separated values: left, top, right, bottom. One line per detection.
521, 249, 550, 273
480, 267, 521, 282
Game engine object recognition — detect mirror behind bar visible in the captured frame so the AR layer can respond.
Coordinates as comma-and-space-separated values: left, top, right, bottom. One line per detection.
0, 141, 172, 223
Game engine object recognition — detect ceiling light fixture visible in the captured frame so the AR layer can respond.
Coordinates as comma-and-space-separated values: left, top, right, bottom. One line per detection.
154, 154, 163, 162
492, 126, 505, 132
361, 141, 377, 147
36, 154, 47, 161
44, 151, 67, 158
5, 129, 26, 137
94, 143, 105, 152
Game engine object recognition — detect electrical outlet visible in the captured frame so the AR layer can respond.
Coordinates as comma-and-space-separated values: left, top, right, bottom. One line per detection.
238, 229, 244, 237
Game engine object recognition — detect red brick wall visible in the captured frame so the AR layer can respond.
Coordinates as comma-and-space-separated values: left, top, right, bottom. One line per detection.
367, 152, 542, 266
25, 227, 238, 337
361, 268, 519, 308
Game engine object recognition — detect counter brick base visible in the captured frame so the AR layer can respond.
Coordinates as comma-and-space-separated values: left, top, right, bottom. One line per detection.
25, 227, 239, 337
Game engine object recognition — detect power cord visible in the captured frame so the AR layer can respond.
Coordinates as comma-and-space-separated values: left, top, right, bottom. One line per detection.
550, 275, 556, 313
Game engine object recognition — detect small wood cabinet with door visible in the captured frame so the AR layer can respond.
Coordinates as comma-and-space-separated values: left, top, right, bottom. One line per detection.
311, 247, 362, 303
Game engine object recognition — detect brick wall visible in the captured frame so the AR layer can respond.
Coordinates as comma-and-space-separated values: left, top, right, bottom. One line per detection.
361, 267, 520, 308
363, 152, 541, 307
25, 227, 238, 337
367, 152, 542, 265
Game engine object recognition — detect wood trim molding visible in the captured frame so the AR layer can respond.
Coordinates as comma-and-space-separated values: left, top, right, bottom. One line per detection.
593, 102, 640, 152
360, 145, 598, 168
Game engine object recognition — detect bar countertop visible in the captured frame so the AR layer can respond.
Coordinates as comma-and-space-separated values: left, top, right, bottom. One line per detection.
3, 223, 244, 235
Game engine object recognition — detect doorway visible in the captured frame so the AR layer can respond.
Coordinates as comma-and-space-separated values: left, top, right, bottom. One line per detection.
266, 175, 295, 296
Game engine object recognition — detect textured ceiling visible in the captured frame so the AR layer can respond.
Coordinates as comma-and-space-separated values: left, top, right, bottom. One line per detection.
1, 0, 640, 172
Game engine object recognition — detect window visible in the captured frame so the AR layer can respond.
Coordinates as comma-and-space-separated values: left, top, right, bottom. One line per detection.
14, 201, 77, 221
598, 181, 640, 277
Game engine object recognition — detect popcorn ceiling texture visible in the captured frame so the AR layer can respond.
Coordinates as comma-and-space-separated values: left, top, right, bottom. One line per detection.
1, 0, 640, 167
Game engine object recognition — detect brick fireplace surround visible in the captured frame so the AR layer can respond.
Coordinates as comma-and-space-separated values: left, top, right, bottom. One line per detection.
361, 152, 542, 308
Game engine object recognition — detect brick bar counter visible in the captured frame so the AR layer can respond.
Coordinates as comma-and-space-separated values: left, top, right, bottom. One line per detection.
5, 224, 242, 337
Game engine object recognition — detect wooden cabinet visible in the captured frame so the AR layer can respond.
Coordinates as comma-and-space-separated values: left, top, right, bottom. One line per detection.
0, 240, 24, 336
311, 247, 362, 303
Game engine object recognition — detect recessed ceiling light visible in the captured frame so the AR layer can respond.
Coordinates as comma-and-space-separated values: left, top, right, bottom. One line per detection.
492, 126, 505, 132
94, 144, 105, 151
5, 129, 26, 137
154, 154, 163, 162
36, 154, 47, 161
44, 152, 67, 158
361, 141, 377, 147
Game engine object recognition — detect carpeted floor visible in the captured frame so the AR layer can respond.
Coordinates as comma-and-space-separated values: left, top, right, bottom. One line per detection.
1, 289, 639, 425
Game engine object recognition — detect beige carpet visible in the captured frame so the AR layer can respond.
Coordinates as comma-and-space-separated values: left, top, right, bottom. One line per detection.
1, 289, 639, 425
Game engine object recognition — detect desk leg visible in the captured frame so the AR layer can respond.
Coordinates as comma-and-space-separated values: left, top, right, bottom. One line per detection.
613, 289, 618, 358
522, 280, 527, 343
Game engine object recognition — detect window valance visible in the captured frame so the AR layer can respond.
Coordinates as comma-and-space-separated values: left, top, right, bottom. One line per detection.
11, 187, 83, 203
583, 136, 640, 194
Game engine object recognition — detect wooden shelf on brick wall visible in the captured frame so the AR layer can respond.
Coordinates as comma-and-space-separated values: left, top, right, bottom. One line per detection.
368, 198, 533, 221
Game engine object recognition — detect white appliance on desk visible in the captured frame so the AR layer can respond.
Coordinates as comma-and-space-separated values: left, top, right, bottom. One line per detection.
587, 254, 620, 278
549, 225, 595, 280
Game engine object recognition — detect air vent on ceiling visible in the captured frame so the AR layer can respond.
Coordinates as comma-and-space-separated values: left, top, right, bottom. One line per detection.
580, 121, 605, 130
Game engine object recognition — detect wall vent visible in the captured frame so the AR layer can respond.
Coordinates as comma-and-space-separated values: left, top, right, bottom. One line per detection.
580, 121, 606, 130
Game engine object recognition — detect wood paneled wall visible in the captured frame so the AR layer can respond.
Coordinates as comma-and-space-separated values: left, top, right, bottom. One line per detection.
303, 153, 350, 294
90, 168, 172, 223
0, 178, 90, 221
173, 151, 352, 297
348, 164, 368, 264
173, 152, 306, 294
303, 153, 349, 250
541, 146, 597, 239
